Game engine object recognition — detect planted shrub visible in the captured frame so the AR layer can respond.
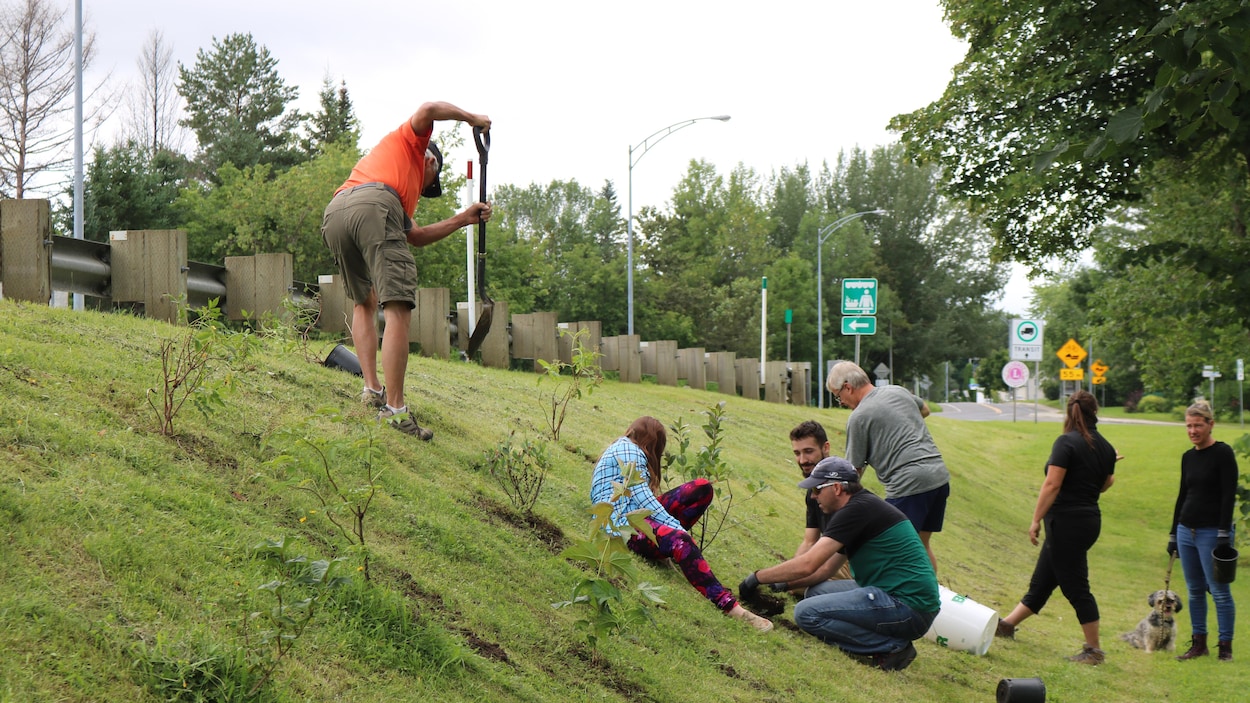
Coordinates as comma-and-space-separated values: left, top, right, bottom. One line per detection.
481, 432, 551, 515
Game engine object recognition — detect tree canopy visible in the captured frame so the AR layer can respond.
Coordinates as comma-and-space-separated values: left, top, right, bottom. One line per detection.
892, 0, 1250, 265
177, 32, 302, 180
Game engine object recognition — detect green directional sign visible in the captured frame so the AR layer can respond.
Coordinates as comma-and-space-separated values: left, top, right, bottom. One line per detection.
841, 316, 877, 335
842, 278, 878, 315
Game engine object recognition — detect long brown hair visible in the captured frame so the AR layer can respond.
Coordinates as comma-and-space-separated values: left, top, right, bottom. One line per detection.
625, 416, 667, 493
1064, 390, 1099, 447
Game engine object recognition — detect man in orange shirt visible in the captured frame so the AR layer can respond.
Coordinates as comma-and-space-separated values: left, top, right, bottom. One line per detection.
322, 101, 491, 439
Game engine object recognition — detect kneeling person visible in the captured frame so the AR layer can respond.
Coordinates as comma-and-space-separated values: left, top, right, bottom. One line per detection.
741, 457, 939, 671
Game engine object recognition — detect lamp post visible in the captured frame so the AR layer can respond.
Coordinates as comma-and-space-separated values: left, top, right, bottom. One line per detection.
627, 115, 731, 335
816, 209, 887, 408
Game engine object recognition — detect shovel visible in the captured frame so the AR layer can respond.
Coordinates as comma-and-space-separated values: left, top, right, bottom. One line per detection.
464, 125, 493, 358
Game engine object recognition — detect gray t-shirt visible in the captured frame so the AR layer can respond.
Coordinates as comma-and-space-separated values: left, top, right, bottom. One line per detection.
845, 385, 950, 499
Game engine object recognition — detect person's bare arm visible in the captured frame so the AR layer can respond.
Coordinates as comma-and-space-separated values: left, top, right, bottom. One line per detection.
409, 102, 490, 134
407, 203, 492, 247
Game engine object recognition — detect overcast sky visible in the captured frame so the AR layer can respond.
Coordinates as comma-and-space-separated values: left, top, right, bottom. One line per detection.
76, 0, 1036, 314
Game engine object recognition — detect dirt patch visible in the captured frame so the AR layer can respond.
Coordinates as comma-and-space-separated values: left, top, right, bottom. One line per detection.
469, 495, 568, 553
739, 591, 788, 617
385, 566, 512, 665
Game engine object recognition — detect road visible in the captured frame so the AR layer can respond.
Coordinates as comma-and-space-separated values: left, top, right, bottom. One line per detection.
936, 401, 1180, 425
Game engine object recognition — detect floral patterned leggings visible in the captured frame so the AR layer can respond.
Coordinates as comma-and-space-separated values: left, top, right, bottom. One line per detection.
627, 479, 737, 612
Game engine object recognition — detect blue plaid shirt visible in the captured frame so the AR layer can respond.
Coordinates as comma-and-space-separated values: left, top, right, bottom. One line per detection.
590, 436, 681, 534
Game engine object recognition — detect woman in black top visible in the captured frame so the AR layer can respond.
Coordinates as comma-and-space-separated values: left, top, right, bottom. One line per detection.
996, 390, 1118, 665
1170, 399, 1238, 662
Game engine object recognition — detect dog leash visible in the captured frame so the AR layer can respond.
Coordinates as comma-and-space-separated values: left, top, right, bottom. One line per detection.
1165, 553, 1175, 593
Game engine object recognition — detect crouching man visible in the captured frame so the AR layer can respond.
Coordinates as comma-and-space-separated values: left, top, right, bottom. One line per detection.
740, 457, 940, 671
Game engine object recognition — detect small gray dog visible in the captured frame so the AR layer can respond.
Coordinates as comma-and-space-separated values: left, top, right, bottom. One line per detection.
1121, 590, 1183, 652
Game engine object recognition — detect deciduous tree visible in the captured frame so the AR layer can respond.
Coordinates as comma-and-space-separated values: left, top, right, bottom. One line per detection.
0, 0, 108, 197
893, 1, 1250, 264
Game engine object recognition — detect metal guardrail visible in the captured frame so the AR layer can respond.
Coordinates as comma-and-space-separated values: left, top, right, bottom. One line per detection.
47, 234, 310, 308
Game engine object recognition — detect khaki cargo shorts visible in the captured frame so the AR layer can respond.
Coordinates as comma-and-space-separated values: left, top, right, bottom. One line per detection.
321, 183, 417, 308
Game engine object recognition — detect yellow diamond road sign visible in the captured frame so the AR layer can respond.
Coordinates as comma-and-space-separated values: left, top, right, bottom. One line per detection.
1057, 339, 1087, 368
1091, 360, 1109, 377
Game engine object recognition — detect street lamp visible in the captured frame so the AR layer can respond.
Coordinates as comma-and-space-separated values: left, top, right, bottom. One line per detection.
817, 209, 887, 408
627, 115, 731, 336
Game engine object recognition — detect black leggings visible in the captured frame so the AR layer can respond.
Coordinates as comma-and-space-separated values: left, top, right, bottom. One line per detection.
1020, 511, 1101, 624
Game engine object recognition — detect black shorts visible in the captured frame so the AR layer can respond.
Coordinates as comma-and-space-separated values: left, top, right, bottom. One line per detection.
886, 483, 949, 533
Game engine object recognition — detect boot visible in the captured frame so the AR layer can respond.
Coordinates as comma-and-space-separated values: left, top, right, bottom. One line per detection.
1177, 634, 1209, 660
1218, 641, 1233, 662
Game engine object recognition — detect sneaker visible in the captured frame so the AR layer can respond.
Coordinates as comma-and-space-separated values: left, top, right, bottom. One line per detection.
1067, 644, 1105, 665
996, 619, 1016, 639
727, 604, 773, 633
377, 406, 433, 441
361, 386, 386, 409
875, 642, 918, 671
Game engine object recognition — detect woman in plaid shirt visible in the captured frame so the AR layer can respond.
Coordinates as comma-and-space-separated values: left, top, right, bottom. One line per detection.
590, 416, 772, 632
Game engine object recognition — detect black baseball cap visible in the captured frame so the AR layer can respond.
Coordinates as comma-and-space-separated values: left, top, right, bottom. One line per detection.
797, 456, 859, 489
422, 141, 444, 198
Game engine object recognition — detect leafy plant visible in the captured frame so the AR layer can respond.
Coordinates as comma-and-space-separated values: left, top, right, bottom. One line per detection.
553, 461, 665, 655
662, 401, 770, 551
480, 431, 551, 514
245, 536, 352, 697
146, 298, 233, 436
1136, 393, 1171, 414
264, 409, 385, 581
260, 295, 324, 366
129, 537, 351, 702
536, 327, 603, 441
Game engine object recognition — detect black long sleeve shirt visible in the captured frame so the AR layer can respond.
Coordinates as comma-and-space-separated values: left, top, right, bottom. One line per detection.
1171, 441, 1238, 533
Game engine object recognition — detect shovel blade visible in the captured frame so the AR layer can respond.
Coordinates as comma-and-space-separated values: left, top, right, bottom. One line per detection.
464, 298, 494, 357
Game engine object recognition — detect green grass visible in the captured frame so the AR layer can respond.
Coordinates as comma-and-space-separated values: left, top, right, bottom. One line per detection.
0, 298, 1247, 702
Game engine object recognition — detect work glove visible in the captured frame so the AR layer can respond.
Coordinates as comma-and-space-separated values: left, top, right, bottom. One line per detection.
768, 582, 790, 593
1217, 530, 1232, 550
738, 572, 761, 600
1167, 534, 1177, 557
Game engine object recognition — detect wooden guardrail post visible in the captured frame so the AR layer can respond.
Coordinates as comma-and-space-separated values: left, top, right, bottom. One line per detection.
705, 351, 738, 395
411, 287, 452, 359
225, 253, 293, 322
735, 358, 761, 400
790, 362, 812, 406
0, 199, 52, 304
763, 361, 790, 403
677, 347, 707, 390
641, 340, 678, 386
109, 229, 187, 324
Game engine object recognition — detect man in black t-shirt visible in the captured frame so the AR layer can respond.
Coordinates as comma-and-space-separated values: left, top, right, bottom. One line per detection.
790, 421, 853, 581
741, 458, 940, 671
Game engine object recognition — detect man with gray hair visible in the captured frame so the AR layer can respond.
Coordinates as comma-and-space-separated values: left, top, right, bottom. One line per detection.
826, 360, 950, 572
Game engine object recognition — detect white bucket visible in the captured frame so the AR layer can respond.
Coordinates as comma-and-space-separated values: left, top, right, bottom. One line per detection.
923, 585, 997, 655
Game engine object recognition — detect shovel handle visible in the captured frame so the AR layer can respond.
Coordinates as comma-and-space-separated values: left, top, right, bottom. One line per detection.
473, 126, 490, 292
473, 126, 490, 169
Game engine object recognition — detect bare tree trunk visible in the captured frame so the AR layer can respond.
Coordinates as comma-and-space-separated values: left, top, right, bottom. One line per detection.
124, 29, 184, 155
0, 0, 108, 198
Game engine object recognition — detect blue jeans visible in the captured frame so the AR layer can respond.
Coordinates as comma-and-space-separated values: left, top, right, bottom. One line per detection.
1177, 525, 1236, 642
794, 579, 937, 655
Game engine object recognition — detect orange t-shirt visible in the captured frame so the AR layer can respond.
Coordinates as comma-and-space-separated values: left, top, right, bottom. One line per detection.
337, 121, 432, 216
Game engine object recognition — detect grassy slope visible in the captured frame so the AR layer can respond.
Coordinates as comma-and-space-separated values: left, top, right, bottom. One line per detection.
0, 299, 1245, 702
